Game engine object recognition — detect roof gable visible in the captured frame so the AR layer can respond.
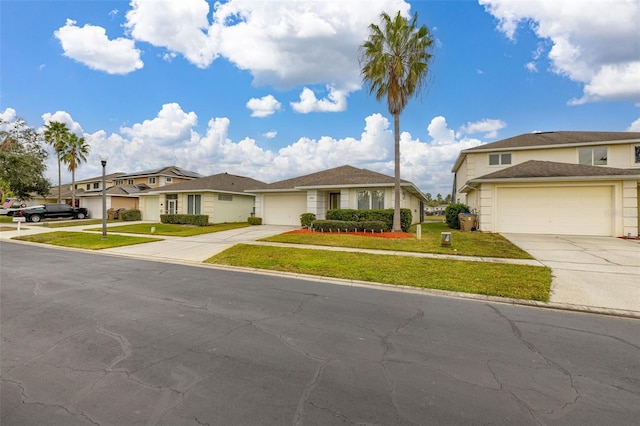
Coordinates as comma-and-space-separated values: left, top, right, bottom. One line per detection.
472, 160, 640, 181
465, 131, 640, 152
258, 165, 409, 190
143, 173, 268, 193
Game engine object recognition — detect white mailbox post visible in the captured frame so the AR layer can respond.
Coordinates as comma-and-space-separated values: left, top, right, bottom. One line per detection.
12, 216, 26, 236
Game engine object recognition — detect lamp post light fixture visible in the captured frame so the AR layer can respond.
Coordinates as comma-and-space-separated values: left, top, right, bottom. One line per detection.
100, 155, 107, 240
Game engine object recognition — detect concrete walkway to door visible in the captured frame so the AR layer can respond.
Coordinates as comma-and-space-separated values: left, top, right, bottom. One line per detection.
502, 234, 640, 315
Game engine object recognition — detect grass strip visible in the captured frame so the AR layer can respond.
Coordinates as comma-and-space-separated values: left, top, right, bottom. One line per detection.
206, 245, 551, 301
262, 222, 532, 259
85, 222, 251, 236
13, 231, 162, 250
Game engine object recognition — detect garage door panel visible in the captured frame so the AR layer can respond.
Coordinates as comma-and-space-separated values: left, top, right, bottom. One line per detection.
496, 186, 613, 236
263, 193, 307, 226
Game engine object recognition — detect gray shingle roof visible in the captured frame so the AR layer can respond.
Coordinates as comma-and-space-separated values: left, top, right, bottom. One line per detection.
255, 165, 410, 190
472, 160, 640, 181
143, 173, 268, 194
464, 131, 640, 152
120, 166, 201, 179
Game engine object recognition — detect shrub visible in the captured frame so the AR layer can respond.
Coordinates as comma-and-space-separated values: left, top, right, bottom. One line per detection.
300, 213, 316, 228
326, 209, 360, 221
444, 203, 471, 229
120, 209, 141, 221
311, 219, 387, 233
160, 214, 209, 226
248, 216, 262, 225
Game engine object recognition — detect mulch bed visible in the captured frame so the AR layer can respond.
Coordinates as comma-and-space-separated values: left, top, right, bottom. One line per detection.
284, 229, 413, 239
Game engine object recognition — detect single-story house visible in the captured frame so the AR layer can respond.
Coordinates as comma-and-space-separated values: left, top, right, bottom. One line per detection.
138, 173, 268, 223
247, 165, 427, 226
452, 131, 640, 237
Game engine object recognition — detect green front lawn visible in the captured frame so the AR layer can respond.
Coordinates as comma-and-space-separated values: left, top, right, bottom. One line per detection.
86, 222, 251, 236
206, 245, 551, 301
261, 222, 532, 259
13, 231, 162, 250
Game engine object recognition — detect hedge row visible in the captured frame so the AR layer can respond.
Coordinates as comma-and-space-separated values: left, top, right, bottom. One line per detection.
311, 220, 387, 233
160, 214, 209, 226
325, 208, 412, 232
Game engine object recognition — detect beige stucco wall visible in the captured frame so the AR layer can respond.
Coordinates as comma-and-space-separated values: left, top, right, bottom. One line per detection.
110, 197, 138, 210
211, 194, 255, 223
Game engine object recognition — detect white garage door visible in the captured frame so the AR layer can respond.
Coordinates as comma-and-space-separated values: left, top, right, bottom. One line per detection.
81, 197, 105, 219
263, 193, 307, 225
496, 186, 613, 236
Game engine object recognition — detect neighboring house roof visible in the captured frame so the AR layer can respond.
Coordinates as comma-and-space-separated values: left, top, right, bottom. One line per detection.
251, 165, 408, 190
75, 172, 126, 184
453, 131, 640, 171
249, 165, 427, 201
119, 166, 201, 179
81, 184, 150, 197
141, 173, 268, 195
462, 160, 640, 191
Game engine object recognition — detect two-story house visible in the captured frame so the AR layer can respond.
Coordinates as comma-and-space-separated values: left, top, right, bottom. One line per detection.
452, 131, 640, 237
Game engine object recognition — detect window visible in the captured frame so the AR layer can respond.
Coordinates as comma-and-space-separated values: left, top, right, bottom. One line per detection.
93, 183, 99, 189
579, 147, 607, 165
166, 177, 172, 183
187, 194, 201, 214
489, 153, 512, 165
149, 177, 157, 184
329, 193, 340, 210
218, 194, 232, 201
357, 190, 384, 210
634, 146, 640, 164
86, 184, 91, 190
115, 179, 123, 185
128, 179, 134, 185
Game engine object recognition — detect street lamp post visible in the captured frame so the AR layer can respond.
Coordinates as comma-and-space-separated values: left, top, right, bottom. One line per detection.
100, 155, 107, 240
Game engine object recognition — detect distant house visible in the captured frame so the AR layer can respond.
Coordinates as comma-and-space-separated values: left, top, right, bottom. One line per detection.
138, 173, 268, 223
32, 172, 126, 207
452, 131, 640, 237
247, 165, 427, 226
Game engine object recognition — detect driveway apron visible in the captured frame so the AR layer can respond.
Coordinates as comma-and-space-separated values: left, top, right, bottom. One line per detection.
503, 234, 640, 314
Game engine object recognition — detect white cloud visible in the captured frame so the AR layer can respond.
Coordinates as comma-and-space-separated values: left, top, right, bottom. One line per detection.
41, 110, 84, 135
263, 131, 277, 139
480, 0, 640, 104
120, 103, 197, 144
458, 118, 506, 138
124, 0, 217, 68
627, 118, 640, 132
246, 95, 281, 117
291, 86, 347, 113
54, 19, 143, 74
0, 108, 17, 123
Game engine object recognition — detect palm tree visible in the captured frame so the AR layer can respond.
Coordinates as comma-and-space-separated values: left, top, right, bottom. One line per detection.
62, 133, 90, 207
360, 11, 434, 231
44, 121, 71, 203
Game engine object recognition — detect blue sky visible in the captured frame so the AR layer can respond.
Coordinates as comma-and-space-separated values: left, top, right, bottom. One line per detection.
2, 0, 639, 196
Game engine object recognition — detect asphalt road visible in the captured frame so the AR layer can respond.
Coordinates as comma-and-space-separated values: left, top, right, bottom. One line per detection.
1, 242, 639, 425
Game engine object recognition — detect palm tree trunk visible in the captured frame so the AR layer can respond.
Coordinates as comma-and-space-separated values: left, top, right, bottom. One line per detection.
393, 112, 402, 232
71, 168, 75, 207
57, 154, 62, 204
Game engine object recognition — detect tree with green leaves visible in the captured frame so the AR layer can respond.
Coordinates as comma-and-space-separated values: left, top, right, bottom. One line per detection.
44, 121, 71, 203
62, 133, 90, 207
360, 11, 434, 232
0, 118, 50, 200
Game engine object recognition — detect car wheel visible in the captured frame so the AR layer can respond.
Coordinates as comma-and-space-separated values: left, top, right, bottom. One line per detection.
76, 212, 86, 219
29, 214, 41, 223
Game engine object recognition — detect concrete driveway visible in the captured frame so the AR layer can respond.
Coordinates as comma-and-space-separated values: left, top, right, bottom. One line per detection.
503, 234, 640, 314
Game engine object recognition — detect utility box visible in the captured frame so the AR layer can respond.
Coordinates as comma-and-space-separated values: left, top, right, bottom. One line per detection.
458, 214, 477, 232
441, 232, 452, 246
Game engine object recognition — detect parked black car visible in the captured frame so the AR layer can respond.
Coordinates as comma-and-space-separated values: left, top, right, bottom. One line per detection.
17, 204, 89, 222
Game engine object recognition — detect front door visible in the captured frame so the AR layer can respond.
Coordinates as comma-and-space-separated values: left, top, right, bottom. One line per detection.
167, 199, 177, 214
